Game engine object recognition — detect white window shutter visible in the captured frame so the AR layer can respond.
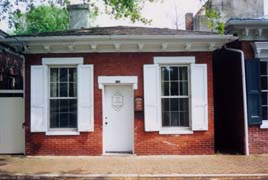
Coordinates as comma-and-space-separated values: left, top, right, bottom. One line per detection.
191, 64, 208, 131
78, 65, 94, 132
143, 64, 161, 131
30, 65, 48, 132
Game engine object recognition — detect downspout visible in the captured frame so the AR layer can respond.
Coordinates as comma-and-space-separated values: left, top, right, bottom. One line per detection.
224, 46, 249, 156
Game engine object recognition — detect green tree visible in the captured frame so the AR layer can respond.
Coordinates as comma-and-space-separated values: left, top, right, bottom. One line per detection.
0, 0, 154, 32
14, 5, 69, 34
205, 7, 224, 34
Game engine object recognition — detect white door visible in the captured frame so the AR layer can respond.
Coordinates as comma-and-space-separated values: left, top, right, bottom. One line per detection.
0, 98, 25, 154
103, 85, 134, 153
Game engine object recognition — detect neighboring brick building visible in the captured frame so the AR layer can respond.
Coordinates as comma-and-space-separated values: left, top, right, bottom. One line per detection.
1, 4, 237, 155
213, 19, 268, 155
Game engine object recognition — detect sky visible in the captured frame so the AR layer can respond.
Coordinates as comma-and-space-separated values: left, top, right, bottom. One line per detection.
92, 0, 204, 30
1, 0, 268, 32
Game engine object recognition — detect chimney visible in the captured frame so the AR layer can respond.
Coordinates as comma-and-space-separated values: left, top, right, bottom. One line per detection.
67, 4, 90, 29
185, 13, 193, 31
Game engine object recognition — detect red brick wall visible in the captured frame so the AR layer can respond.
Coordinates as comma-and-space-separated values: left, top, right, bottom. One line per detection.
25, 52, 214, 155
248, 126, 268, 154
240, 41, 268, 154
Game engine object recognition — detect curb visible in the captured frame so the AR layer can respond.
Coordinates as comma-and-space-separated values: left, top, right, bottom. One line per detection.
1, 173, 268, 180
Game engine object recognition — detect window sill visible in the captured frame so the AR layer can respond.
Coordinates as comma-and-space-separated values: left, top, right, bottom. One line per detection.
260, 120, 268, 129
46, 131, 80, 136
159, 128, 193, 135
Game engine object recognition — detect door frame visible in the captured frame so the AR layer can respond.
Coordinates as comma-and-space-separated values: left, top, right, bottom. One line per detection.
98, 76, 138, 155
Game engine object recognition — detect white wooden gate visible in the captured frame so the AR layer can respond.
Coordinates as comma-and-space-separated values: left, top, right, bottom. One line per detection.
0, 97, 25, 154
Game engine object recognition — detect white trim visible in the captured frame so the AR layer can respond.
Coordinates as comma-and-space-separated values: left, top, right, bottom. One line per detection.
260, 120, 268, 129
42, 57, 83, 65
45, 131, 80, 136
0, 90, 24, 93
154, 56, 195, 64
98, 76, 138, 90
159, 128, 193, 135
5, 34, 237, 54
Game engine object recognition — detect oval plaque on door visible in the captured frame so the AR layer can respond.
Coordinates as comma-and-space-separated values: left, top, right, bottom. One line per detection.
112, 92, 124, 111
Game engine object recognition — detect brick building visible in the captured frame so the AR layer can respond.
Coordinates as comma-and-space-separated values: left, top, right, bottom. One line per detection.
213, 19, 268, 155
0, 4, 237, 155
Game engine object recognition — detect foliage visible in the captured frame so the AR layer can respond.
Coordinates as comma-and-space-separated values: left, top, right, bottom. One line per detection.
205, 7, 224, 34
0, 0, 155, 32
14, 5, 69, 34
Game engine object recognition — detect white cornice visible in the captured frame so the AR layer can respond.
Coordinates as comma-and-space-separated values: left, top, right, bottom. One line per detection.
3, 35, 237, 54
252, 42, 268, 58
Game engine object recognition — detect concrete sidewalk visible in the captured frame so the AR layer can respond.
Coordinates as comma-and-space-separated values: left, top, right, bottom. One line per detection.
0, 154, 268, 179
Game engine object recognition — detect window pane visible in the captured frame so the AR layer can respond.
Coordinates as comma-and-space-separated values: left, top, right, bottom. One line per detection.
261, 62, 268, 75
170, 81, 179, 96
162, 112, 170, 127
170, 67, 178, 81
59, 113, 69, 128
50, 112, 60, 128
50, 83, 58, 97
179, 67, 188, 81
161, 98, 170, 111
69, 112, 77, 128
261, 77, 268, 90
59, 99, 68, 112
179, 82, 188, 96
69, 68, 77, 82
262, 92, 268, 106
262, 107, 268, 120
179, 98, 189, 112
170, 98, 178, 111
180, 112, 189, 126
69, 99, 77, 112
50, 68, 58, 82
161, 67, 169, 81
60, 83, 68, 97
60, 68, 68, 82
50, 99, 59, 113
171, 112, 179, 126
69, 83, 77, 97
161, 82, 169, 96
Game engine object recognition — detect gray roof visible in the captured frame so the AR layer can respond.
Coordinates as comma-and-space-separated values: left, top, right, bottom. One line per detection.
226, 18, 268, 26
11, 26, 218, 37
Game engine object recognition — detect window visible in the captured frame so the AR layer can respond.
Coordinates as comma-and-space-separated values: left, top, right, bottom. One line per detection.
160, 65, 190, 127
144, 57, 208, 133
49, 67, 77, 129
261, 60, 268, 121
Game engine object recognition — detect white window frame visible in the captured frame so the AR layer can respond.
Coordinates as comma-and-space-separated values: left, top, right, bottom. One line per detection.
42, 57, 83, 136
154, 56, 195, 135
260, 58, 268, 129
48, 66, 78, 132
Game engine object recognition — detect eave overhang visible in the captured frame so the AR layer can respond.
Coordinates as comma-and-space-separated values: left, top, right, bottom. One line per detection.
225, 19, 268, 41
2, 34, 237, 54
